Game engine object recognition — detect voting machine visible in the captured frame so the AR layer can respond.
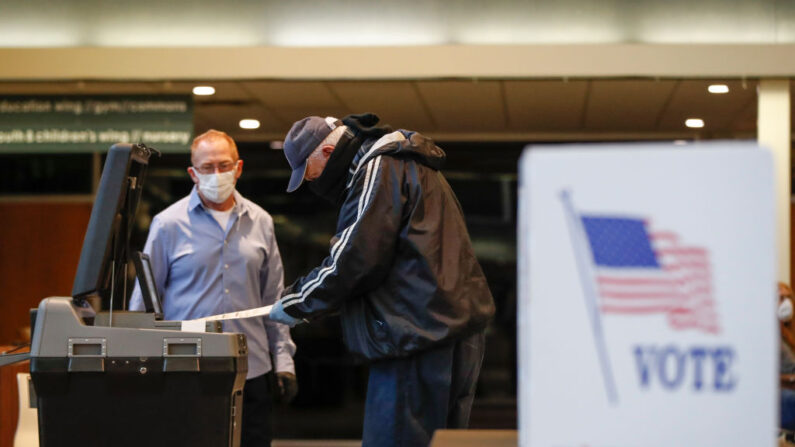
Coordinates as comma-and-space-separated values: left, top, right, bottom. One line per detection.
26, 143, 248, 447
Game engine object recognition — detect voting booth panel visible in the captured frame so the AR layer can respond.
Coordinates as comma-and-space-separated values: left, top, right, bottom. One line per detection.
27, 144, 248, 447
518, 142, 777, 447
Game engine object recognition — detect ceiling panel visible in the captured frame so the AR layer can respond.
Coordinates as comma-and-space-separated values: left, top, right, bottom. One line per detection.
0, 77, 782, 142
170, 81, 252, 102
328, 81, 435, 131
415, 80, 507, 132
269, 107, 354, 131
732, 104, 758, 134
657, 80, 757, 132
504, 80, 589, 131
242, 81, 340, 107
241, 81, 345, 125
585, 80, 678, 131
194, 103, 283, 137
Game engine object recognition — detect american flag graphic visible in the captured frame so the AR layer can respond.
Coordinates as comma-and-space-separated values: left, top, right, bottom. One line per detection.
580, 216, 720, 334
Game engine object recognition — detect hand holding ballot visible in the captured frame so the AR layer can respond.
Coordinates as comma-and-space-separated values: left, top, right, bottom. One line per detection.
268, 298, 303, 327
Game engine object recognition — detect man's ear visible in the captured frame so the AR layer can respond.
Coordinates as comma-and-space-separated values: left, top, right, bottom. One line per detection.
234, 159, 244, 180
187, 167, 199, 184
322, 144, 335, 158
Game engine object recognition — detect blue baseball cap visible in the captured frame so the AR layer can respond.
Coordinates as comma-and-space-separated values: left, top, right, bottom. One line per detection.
283, 116, 336, 192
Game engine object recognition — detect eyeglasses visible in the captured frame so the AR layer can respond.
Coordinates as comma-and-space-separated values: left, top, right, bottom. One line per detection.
193, 161, 237, 175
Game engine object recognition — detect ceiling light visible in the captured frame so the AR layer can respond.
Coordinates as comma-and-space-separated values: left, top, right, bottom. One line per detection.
239, 119, 260, 130
192, 86, 215, 96
685, 118, 704, 128
673, 140, 688, 145
708, 84, 729, 94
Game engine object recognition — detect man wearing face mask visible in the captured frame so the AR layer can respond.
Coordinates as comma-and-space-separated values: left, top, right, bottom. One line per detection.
268, 114, 495, 447
129, 129, 297, 447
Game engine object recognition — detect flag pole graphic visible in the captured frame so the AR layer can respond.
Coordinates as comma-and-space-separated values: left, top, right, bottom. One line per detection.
559, 190, 618, 405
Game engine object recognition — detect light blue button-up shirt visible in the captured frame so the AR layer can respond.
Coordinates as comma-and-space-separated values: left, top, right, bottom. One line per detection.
130, 187, 296, 379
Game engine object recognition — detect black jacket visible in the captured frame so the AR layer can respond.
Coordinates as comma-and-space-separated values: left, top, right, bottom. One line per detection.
281, 129, 495, 360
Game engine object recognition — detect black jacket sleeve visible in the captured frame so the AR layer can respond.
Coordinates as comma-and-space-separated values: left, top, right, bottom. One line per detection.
280, 155, 402, 320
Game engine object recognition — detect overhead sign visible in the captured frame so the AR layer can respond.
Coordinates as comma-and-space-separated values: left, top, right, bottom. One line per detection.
0, 96, 193, 153
518, 141, 776, 447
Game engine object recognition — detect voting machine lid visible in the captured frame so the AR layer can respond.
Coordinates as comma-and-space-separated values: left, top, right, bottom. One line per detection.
71, 143, 159, 304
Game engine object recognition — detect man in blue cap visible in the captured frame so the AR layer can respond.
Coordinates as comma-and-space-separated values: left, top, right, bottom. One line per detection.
269, 113, 495, 447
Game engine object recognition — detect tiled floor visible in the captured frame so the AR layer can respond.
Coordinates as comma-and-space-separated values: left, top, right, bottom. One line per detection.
271, 430, 519, 447
273, 441, 361, 447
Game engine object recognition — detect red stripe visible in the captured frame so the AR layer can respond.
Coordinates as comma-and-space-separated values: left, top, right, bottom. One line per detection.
599, 284, 712, 298
601, 305, 679, 314
601, 300, 718, 313
661, 250, 708, 258
599, 291, 684, 299
669, 314, 721, 333
598, 277, 679, 286
671, 323, 720, 334
669, 302, 717, 312
597, 275, 709, 286
656, 247, 708, 256
649, 231, 679, 242
602, 305, 712, 315
663, 263, 710, 271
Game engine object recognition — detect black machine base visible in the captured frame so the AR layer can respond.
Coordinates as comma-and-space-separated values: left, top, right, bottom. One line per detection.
31, 357, 244, 447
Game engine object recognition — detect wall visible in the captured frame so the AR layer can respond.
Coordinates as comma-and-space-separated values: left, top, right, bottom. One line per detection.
792, 201, 795, 286
0, 202, 91, 344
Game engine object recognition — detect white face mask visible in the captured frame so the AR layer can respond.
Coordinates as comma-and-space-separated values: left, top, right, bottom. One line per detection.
193, 169, 236, 204
779, 298, 794, 322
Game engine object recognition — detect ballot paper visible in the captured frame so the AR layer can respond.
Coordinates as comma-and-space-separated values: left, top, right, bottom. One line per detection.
180, 304, 273, 332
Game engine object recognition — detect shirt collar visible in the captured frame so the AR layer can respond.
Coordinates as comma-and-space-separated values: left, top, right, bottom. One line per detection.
188, 186, 250, 217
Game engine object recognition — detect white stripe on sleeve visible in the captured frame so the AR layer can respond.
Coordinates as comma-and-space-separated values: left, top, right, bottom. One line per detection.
283, 156, 382, 307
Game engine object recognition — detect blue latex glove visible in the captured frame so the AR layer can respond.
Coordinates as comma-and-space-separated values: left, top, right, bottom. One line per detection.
269, 299, 303, 327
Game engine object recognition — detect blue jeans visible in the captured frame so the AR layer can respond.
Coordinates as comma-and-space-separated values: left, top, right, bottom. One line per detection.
362, 330, 486, 447
782, 388, 795, 431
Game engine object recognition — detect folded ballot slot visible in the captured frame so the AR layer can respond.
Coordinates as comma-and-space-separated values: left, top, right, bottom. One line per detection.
68, 338, 106, 357
163, 338, 202, 372
163, 338, 201, 357
66, 338, 106, 372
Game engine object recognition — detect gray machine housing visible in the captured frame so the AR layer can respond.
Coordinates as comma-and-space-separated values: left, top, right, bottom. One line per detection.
26, 143, 249, 447
30, 298, 248, 447
31, 297, 245, 373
